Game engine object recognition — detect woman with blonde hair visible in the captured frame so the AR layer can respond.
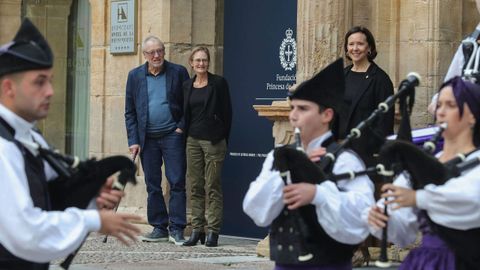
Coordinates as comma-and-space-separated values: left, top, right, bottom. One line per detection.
182, 47, 232, 247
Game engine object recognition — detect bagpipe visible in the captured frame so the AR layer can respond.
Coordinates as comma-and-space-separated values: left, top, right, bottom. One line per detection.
17, 138, 138, 270
271, 128, 361, 264
377, 126, 479, 189
374, 130, 480, 269
298, 124, 480, 268
271, 128, 321, 262
372, 117, 474, 268
18, 138, 137, 210
372, 123, 448, 268
314, 125, 450, 268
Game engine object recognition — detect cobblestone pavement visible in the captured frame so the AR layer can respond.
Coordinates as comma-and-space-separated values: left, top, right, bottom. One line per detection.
50, 225, 274, 270
49, 225, 398, 270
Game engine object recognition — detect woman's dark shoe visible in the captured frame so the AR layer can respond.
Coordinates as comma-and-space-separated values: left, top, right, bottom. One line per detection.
205, 232, 219, 247
182, 231, 206, 246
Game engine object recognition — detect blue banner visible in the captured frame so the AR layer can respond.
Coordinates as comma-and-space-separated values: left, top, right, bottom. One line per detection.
222, 0, 297, 238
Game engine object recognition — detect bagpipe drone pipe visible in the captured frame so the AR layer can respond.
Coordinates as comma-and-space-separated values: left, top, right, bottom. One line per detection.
18, 138, 138, 210
376, 138, 480, 270
321, 72, 420, 172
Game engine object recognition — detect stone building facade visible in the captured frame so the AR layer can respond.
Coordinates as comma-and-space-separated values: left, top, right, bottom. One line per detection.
0, 0, 478, 220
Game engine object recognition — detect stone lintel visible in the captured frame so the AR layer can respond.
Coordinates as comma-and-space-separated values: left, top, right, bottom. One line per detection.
252, 101, 291, 122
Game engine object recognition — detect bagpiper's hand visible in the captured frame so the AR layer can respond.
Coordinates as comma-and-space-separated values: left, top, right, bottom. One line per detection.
283, 183, 316, 210
381, 183, 417, 209
308, 147, 327, 162
96, 176, 124, 209
98, 210, 141, 246
368, 205, 389, 230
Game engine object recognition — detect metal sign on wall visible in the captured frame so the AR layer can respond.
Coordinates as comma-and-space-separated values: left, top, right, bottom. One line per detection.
110, 0, 137, 54
223, 0, 297, 238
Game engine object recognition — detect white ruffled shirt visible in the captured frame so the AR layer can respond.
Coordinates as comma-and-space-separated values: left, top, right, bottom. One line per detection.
243, 131, 375, 245
0, 103, 100, 263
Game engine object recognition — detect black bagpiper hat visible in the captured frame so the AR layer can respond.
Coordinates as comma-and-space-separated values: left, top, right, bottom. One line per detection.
289, 58, 345, 113
0, 18, 53, 77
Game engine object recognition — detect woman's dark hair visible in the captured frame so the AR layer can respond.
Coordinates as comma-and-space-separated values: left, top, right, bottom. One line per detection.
344, 26, 377, 61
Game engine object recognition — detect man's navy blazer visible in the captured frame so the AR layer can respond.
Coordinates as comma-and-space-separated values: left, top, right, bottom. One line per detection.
125, 60, 190, 149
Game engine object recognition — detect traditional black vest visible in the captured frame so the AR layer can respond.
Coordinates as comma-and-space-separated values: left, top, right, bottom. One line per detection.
0, 117, 50, 270
269, 136, 358, 266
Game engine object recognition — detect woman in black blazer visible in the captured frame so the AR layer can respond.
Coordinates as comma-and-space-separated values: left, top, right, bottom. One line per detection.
182, 47, 232, 247
340, 26, 394, 167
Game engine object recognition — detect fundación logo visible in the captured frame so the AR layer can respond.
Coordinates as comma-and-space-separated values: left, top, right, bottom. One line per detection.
279, 28, 297, 71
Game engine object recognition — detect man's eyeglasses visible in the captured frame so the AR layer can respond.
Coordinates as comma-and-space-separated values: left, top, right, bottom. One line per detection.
143, 49, 164, 56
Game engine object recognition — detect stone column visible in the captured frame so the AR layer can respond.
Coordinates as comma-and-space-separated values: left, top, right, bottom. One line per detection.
296, 0, 349, 81
393, 0, 459, 127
